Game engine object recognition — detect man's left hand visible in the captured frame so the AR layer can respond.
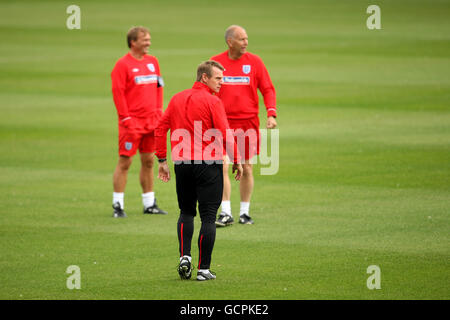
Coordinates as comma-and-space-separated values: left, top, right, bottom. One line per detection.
266, 116, 277, 129
158, 162, 170, 182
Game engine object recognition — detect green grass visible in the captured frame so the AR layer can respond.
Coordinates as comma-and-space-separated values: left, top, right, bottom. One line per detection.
0, 0, 449, 299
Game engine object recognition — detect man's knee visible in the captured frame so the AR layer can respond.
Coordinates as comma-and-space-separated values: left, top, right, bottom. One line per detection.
200, 215, 216, 225
242, 163, 253, 177
141, 154, 155, 169
117, 156, 132, 171
179, 213, 195, 223
198, 206, 219, 224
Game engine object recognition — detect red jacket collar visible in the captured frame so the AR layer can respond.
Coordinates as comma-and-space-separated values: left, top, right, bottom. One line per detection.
192, 81, 216, 95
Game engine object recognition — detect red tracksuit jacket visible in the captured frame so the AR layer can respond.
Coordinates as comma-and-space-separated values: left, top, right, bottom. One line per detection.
155, 82, 240, 163
211, 51, 276, 120
111, 53, 163, 123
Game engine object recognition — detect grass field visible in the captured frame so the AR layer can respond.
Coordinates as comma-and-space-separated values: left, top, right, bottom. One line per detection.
0, 0, 449, 300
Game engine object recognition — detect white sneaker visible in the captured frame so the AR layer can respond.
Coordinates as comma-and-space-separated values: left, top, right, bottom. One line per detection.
178, 257, 192, 280
197, 269, 216, 281
215, 213, 234, 227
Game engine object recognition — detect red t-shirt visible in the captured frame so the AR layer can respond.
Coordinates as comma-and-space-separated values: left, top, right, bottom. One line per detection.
111, 53, 163, 124
155, 82, 240, 163
211, 51, 276, 120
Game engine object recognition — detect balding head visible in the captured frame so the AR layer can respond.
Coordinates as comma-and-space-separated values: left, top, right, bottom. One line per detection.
224, 25, 248, 59
225, 25, 246, 42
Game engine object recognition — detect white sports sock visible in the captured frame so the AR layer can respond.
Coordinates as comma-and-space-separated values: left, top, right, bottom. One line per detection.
142, 192, 155, 209
240, 202, 250, 216
221, 200, 232, 216
198, 269, 210, 273
113, 192, 124, 209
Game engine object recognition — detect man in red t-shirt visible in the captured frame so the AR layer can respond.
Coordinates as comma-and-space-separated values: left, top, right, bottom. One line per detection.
110, 26, 167, 218
211, 25, 277, 226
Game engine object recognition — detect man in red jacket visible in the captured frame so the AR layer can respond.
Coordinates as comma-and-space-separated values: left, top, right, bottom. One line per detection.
211, 25, 277, 226
156, 60, 243, 281
110, 26, 167, 218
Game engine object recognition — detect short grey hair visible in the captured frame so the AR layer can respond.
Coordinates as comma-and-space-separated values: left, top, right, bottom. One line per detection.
224, 25, 244, 42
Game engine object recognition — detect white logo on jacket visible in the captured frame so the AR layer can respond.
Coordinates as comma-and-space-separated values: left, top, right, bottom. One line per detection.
242, 65, 251, 74
147, 63, 155, 72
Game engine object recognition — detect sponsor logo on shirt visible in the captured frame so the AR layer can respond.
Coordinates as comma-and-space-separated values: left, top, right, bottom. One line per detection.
132, 68, 139, 72
223, 76, 250, 85
134, 74, 158, 85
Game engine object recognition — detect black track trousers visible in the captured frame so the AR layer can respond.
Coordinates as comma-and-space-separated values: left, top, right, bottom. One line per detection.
175, 162, 223, 270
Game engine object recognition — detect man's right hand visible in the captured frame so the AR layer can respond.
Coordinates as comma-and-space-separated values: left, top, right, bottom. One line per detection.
121, 117, 139, 141
232, 163, 243, 181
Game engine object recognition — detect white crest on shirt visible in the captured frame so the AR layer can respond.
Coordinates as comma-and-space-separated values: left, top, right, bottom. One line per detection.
132, 68, 139, 72
242, 65, 251, 74
147, 63, 155, 72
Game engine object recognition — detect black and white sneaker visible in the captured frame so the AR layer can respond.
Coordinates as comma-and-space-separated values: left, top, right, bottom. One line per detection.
239, 214, 254, 225
178, 257, 193, 280
112, 202, 127, 218
197, 270, 216, 281
215, 213, 234, 227
143, 199, 168, 215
